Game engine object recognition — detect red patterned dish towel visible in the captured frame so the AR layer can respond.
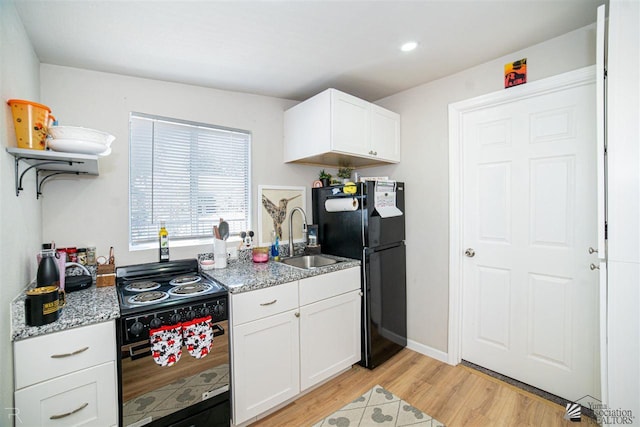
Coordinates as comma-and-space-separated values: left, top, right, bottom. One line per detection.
149, 324, 183, 367
182, 316, 214, 359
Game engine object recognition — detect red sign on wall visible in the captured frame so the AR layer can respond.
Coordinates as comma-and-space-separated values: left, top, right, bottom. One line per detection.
505, 58, 527, 88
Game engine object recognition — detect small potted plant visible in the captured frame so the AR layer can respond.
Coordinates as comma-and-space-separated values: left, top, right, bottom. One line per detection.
318, 169, 332, 187
337, 166, 354, 183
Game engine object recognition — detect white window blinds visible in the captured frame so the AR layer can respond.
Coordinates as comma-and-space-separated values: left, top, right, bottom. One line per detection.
129, 112, 250, 248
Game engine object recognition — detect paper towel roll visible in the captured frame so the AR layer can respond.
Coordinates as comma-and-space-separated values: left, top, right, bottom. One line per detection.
325, 197, 359, 212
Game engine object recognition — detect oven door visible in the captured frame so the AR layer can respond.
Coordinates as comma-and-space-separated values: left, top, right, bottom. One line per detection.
118, 319, 229, 427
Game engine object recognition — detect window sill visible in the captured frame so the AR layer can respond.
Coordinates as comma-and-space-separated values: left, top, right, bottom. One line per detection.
130, 237, 241, 252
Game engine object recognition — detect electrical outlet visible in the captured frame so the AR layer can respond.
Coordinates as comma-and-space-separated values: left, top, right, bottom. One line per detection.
227, 246, 238, 260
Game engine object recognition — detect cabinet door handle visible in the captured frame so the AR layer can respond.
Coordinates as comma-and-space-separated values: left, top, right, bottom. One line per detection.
49, 402, 88, 419
259, 299, 277, 306
295, 312, 300, 318
50, 346, 89, 358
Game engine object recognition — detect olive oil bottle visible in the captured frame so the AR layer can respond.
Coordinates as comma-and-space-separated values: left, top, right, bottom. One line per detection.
159, 221, 169, 262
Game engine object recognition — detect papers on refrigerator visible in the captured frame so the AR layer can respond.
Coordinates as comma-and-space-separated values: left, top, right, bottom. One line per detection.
374, 181, 403, 218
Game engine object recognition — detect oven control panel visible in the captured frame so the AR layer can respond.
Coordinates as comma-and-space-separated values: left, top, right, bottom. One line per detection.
123, 298, 227, 342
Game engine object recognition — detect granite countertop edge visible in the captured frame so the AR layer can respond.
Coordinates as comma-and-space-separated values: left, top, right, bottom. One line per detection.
203, 254, 361, 294
11, 284, 120, 342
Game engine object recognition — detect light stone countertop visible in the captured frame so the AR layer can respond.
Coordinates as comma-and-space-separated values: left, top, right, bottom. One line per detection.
202, 254, 361, 294
10, 253, 360, 341
11, 284, 119, 342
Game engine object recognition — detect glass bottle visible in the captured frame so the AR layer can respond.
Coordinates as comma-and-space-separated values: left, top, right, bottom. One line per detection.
159, 221, 170, 262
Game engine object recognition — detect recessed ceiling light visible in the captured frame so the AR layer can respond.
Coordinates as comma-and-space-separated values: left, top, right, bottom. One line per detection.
400, 41, 418, 52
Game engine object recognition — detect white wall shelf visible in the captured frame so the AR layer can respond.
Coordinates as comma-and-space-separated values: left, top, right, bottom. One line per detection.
6, 147, 99, 199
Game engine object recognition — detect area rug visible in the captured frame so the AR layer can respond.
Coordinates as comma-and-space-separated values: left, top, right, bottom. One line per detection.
313, 385, 445, 426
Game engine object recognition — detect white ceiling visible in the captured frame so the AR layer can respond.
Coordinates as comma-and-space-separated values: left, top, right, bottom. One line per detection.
14, 0, 601, 102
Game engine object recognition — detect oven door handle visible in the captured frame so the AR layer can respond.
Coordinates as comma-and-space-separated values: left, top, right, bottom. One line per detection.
212, 323, 225, 337
126, 342, 151, 361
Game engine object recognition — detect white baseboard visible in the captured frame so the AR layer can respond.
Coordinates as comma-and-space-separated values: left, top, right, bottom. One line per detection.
407, 340, 452, 365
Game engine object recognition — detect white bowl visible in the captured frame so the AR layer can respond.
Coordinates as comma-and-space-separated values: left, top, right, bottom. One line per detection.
48, 139, 111, 156
48, 126, 115, 147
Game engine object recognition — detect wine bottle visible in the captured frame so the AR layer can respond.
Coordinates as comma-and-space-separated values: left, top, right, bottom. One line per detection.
159, 221, 169, 262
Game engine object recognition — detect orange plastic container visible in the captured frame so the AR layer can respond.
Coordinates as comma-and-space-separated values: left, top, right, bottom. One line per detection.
7, 99, 51, 150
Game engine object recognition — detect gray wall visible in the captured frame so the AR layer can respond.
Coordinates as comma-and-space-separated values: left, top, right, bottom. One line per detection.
0, 0, 42, 419
367, 23, 597, 356
39, 65, 316, 265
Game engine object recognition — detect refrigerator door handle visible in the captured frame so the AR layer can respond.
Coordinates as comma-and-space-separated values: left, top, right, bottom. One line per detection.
361, 247, 369, 365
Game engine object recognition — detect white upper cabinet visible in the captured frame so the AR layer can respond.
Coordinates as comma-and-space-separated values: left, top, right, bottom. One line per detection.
332, 91, 370, 156
284, 88, 400, 167
370, 103, 401, 161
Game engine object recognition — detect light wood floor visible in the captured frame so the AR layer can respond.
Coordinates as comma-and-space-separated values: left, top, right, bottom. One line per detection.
252, 348, 599, 426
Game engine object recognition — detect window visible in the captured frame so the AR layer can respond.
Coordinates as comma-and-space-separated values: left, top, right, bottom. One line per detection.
129, 112, 250, 249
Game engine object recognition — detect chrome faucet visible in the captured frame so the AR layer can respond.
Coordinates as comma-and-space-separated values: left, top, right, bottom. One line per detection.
288, 207, 307, 257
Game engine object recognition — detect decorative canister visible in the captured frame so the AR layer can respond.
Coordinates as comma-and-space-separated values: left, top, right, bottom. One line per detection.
25, 286, 66, 326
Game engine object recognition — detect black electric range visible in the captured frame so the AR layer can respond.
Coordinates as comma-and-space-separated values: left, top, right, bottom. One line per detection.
115, 259, 230, 427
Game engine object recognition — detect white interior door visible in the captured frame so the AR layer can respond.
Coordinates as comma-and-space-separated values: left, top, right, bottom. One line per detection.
460, 80, 600, 402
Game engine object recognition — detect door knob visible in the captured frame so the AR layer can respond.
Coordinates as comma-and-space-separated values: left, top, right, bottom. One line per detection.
465, 248, 475, 258
589, 247, 599, 254
590, 263, 600, 270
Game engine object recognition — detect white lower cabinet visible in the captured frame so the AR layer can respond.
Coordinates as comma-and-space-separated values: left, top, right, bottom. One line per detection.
14, 362, 117, 426
299, 290, 361, 391
231, 267, 361, 425
232, 308, 300, 424
13, 320, 118, 427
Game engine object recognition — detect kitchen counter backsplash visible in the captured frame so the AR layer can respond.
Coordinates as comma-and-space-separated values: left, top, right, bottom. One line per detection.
11, 282, 119, 342
198, 242, 306, 264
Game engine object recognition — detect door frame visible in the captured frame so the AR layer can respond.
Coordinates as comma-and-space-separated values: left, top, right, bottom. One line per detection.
447, 65, 598, 366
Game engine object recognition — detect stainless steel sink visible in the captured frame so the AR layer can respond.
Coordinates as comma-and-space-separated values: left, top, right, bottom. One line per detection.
281, 255, 338, 270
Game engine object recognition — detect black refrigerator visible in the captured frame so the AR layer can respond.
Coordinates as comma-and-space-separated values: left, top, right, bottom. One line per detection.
312, 181, 406, 369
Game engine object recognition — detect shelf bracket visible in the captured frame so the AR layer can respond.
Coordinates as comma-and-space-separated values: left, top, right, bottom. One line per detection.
14, 156, 84, 197
36, 170, 87, 199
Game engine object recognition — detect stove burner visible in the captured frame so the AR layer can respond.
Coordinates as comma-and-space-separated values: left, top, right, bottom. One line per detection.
168, 283, 213, 297
125, 281, 161, 292
128, 291, 169, 305
169, 275, 202, 286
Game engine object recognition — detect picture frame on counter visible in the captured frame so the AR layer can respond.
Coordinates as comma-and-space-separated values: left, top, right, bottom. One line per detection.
258, 185, 307, 246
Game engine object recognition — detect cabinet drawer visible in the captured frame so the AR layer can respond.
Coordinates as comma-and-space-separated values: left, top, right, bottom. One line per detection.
14, 361, 117, 427
14, 320, 115, 389
231, 281, 298, 326
299, 267, 360, 306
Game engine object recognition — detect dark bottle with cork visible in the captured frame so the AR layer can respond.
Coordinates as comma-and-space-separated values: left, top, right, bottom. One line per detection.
37, 243, 60, 288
